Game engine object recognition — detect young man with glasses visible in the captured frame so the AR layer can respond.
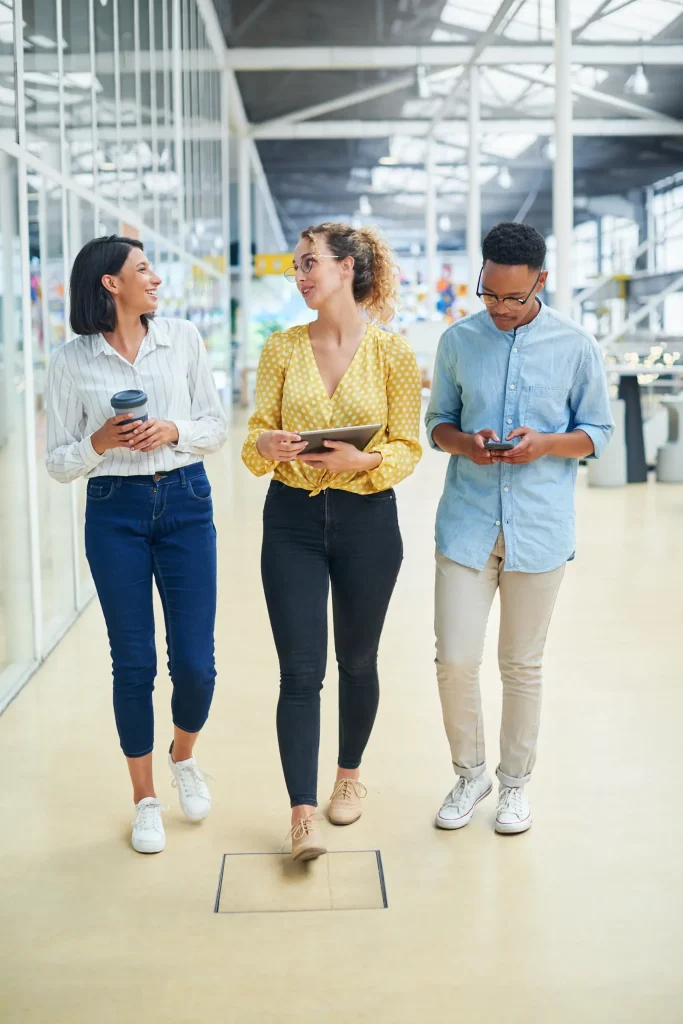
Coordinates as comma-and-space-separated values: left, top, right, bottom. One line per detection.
425, 221, 613, 835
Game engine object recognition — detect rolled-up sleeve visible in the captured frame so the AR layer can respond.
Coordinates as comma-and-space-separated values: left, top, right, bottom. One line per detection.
366, 335, 422, 491
425, 331, 462, 450
45, 349, 106, 483
172, 325, 228, 456
570, 341, 614, 460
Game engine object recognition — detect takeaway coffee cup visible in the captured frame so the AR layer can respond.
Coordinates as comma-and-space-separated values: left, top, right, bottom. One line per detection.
111, 389, 148, 433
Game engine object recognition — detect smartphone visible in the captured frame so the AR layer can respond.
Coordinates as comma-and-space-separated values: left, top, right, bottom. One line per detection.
484, 440, 515, 451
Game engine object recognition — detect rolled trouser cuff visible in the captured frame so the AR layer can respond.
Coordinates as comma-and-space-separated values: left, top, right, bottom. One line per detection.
453, 761, 487, 782
496, 765, 532, 788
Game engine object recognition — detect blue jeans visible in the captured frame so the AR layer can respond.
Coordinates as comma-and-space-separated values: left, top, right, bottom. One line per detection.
85, 464, 217, 758
261, 482, 403, 807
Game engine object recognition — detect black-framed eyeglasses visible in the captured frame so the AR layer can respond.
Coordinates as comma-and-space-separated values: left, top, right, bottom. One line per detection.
284, 253, 341, 282
476, 267, 543, 311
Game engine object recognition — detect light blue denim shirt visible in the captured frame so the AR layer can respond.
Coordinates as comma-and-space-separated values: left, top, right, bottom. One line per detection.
425, 302, 614, 573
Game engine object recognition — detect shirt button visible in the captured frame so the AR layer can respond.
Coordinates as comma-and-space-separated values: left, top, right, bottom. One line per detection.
504, 487, 509, 492
509, 384, 515, 390
507, 418, 513, 424
513, 347, 518, 353
495, 521, 501, 526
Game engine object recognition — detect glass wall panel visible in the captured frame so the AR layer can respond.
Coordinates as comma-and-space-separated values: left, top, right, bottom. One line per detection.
30, 179, 76, 650
0, 0, 231, 707
0, 0, 17, 144
0, 153, 34, 703
22, 1, 60, 151
94, 0, 119, 208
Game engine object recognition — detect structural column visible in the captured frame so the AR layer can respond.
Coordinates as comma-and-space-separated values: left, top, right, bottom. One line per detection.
425, 137, 437, 317
238, 134, 252, 382
172, 0, 185, 252
220, 70, 232, 405
467, 65, 481, 313
553, 0, 573, 315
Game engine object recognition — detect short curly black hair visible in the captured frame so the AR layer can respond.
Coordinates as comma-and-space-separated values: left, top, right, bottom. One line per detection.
482, 222, 546, 270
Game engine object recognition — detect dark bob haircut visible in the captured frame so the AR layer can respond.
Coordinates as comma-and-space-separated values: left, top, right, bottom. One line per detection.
482, 222, 546, 271
69, 235, 153, 336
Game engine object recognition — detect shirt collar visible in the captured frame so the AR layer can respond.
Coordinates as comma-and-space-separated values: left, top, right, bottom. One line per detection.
90, 318, 170, 358
485, 299, 546, 339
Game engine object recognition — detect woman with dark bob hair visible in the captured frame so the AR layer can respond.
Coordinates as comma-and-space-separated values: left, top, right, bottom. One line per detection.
46, 235, 227, 854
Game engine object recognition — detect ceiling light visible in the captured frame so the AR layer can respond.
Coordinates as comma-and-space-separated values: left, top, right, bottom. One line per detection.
379, 156, 398, 166
410, 243, 421, 256
416, 64, 431, 100
438, 215, 451, 232
498, 167, 513, 190
359, 195, 372, 216
625, 65, 650, 97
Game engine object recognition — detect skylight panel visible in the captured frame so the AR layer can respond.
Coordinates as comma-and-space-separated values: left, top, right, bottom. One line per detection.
439, 0, 501, 33
580, 0, 683, 40
431, 27, 468, 42
401, 97, 444, 119
501, 0, 599, 40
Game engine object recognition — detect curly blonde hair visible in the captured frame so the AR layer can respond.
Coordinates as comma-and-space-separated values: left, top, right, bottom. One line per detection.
301, 222, 399, 325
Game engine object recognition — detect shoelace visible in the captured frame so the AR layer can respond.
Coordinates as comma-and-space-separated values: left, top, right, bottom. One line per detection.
446, 776, 476, 809
281, 813, 323, 853
331, 779, 368, 803
133, 801, 167, 830
171, 761, 215, 796
498, 786, 525, 817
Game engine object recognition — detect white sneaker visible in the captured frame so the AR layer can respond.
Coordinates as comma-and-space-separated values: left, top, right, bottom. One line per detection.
495, 784, 532, 834
169, 750, 212, 822
435, 772, 493, 830
131, 797, 166, 854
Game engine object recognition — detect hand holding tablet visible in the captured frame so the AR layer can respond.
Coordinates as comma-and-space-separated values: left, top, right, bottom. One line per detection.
296, 423, 382, 455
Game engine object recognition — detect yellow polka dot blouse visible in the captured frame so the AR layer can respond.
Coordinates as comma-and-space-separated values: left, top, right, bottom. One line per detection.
242, 323, 423, 496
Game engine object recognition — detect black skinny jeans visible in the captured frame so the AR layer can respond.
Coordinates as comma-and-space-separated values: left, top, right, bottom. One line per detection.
261, 481, 404, 807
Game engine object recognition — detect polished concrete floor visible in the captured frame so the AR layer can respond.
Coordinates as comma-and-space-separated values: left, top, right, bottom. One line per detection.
2, 418, 682, 1022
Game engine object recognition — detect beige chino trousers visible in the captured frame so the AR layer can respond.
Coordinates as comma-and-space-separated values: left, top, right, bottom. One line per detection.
435, 533, 565, 787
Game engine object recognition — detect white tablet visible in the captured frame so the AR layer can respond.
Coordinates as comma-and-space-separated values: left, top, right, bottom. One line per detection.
296, 424, 383, 455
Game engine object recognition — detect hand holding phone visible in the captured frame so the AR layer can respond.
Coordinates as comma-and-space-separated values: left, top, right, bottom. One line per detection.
484, 439, 515, 452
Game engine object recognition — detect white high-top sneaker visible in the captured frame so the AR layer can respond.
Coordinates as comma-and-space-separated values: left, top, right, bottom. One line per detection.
131, 797, 166, 854
435, 772, 493, 830
495, 784, 532, 834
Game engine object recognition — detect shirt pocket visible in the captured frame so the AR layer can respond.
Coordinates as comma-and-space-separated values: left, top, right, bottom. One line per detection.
522, 386, 570, 433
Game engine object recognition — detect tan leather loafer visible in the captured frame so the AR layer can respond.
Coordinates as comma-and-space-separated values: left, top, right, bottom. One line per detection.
328, 779, 367, 826
287, 816, 327, 862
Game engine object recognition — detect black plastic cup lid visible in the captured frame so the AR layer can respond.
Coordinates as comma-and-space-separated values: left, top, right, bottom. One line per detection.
111, 390, 148, 409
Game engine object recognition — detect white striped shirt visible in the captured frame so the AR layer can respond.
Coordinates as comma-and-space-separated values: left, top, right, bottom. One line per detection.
46, 317, 228, 483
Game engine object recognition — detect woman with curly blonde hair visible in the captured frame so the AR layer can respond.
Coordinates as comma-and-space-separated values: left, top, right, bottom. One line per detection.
242, 222, 422, 860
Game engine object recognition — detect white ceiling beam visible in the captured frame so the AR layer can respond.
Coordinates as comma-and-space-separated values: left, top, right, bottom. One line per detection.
70, 116, 683, 142
225, 44, 683, 70
251, 118, 683, 140
508, 67, 680, 123
254, 73, 417, 132
0, 51, 220, 74
252, 59, 681, 138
